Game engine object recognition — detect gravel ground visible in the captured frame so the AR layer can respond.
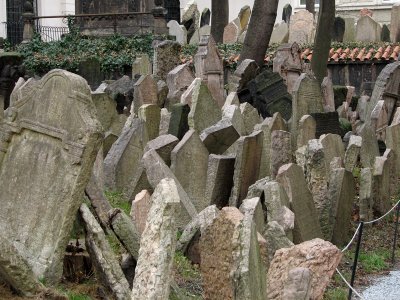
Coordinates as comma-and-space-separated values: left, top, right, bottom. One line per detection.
361, 271, 400, 300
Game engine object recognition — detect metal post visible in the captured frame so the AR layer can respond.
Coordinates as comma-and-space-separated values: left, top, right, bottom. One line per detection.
392, 202, 400, 266
348, 221, 364, 300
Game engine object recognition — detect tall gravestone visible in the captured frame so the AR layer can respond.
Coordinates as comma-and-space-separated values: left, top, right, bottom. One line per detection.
289, 10, 315, 44
332, 17, 345, 42
390, 3, 400, 42
0, 70, 102, 283
356, 15, 382, 42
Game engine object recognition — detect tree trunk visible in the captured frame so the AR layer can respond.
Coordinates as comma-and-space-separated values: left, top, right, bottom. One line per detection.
311, 0, 335, 83
239, 0, 279, 66
306, 0, 315, 15
211, 0, 229, 44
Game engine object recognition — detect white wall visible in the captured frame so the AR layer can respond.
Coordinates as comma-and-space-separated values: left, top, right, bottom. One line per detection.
0, 0, 7, 38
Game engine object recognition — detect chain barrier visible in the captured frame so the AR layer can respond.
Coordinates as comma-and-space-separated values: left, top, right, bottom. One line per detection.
334, 200, 400, 300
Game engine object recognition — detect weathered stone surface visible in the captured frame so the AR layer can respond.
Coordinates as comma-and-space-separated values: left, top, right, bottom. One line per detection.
297, 115, 316, 149
92, 91, 119, 132
104, 118, 148, 192
289, 10, 315, 44
132, 75, 158, 115
0, 70, 102, 282
103, 114, 127, 157
265, 221, 294, 268
386, 123, 400, 185
229, 130, 263, 207
370, 100, 389, 141
270, 22, 289, 45
320, 133, 345, 171
373, 156, 391, 216
168, 103, 190, 140
194, 35, 225, 107
360, 125, 380, 168
343, 17, 356, 42
391, 3, 400, 42
159, 108, 171, 135
223, 20, 240, 44
356, 15, 382, 42
200, 207, 267, 300
142, 149, 197, 228
167, 20, 187, 45
344, 135, 362, 172
157, 80, 168, 108
222, 104, 246, 136
132, 54, 152, 77
276, 164, 323, 244
239, 197, 265, 234
105, 75, 135, 113
138, 104, 160, 140
384, 148, 397, 198
188, 81, 222, 132
200, 118, 239, 154
153, 40, 182, 81
238, 5, 251, 30
240, 102, 261, 135
223, 92, 240, 109
282, 267, 312, 300
205, 154, 235, 208
131, 190, 151, 235
144, 134, 179, 167
267, 239, 342, 300
166, 64, 194, 108
80, 204, 130, 300
271, 130, 293, 178
200, 8, 211, 27
181, 77, 201, 107
131, 178, 181, 299
229, 59, 259, 93
332, 17, 345, 42
177, 205, 220, 253
182, 1, 200, 41
360, 168, 374, 221
244, 69, 293, 120
328, 167, 355, 246
321, 77, 335, 112
310, 111, 342, 138
171, 130, 209, 213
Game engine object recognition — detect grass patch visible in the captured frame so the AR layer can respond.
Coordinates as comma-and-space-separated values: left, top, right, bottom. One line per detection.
104, 190, 131, 215
324, 287, 348, 300
106, 232, 123, 256
173, 252, 203, 298
66, 292, 92, 300
359, 250, 389, 273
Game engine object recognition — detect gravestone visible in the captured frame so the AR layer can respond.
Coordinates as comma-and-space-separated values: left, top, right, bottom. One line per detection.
289, 10, 315, 44
181, 78, 201, 107
356, 16, 382, 42
168, 103, 190, 139
78, 58, 103, 90
243, 69, 293, 120
222, 104, 246, 136
321, 77, 335, 112
159, 108, 171, 135
310, 112, 342, 138
167, 20, 187, 45
343, 17, 356, 42
138, 104, 161, 140
381, 25, 391, 42
0, 70, 102, 283
205, 155, 235, 208
240, 102, 260, 135
390, 3, 400, 42
297, 115, 316, 149
153, 40, 182, 81
270, 130, 293, 179
332, 17, 345, 42
229, 59, 259, 93
182, 1, 200, 42
194, 35, 225, 107
223, 21, 240, 44
132, 54, 152, 77
229, 131, 264, 207
319, 134, 345, 171
200, 119, 240, 154
372, 156, 391, 216
282, 4, 292, 24
270, 22, 289, 45
131, 179, 181, 299
200, 8, 211, 27
143, 134, 179, 167
276, 163, 323, 244
131, 190, 152, 235
370, 100, 389, 141
344, 135, 362, 172
360, 168, 373, 221
171, 130, 209, 213
238, 5, 252, 31
188, 82, 222, 133
282, 268, 312, 300
132, 75, 158, 114
166, 64, 195, 108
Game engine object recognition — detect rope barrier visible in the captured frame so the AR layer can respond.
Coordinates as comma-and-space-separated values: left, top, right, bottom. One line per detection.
336, 268, 366, 300
342, 223, 362, 252
364, 199, 400, 225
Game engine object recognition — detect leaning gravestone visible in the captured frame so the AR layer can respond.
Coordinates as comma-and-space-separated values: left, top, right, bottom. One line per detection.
289, 10, 315, 44
381, 25, 391, 42
0, 70, 102, 283
356, 15, 382, 42
270, 22, 289, 45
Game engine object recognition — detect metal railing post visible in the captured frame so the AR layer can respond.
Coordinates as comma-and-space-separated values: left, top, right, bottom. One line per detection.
348, 221, 364, 300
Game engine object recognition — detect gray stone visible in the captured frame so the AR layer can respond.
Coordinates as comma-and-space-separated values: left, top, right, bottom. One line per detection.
166, 64, 195, 108
265, 221, 294, 268
229, 131, 264, 207
104, 118, 148, 192
167, 20, 187, 45
144, 134, 179, 167
0, 70, 102, 283
80, 204, 130, 300
142, 149, 197, 228
168, 103, 190, 140
370, 100, 389, 141
188, 81, 222, 132
356, 15, 382, 42
360, 168, 374, 221
205, 154, 235, 208
222, 104, 246, 136
332, 17, 345, 42
132, 75, 158, 115
223, 20, 240, 44
171, 130, 209, 213
289, 10, 315, 44
276, 163, 323, 244
343, 17, 356, 42
373, 156, 391, 216
381, 24, 391, 42
344, 135, 362, 172
319, 133, 345, 172
181, 77, 201, 107
200, 8, 211, 27
391, 3, 400, 42
131, 178, 181, 300
159, 108, 171, 135
223, 92, 240, 109
270, 22, 289, 45
130, 190, 151, 235
328, 167, 355, 246
132, 54, 152, 77
239, 197, 265, 234
238, 5, 252, 31
271, 130, 293, 179
230, 59, 259, 93
200, 119, 240, 154
92, 91, 119, 132
182, 1, 200, 42
157, 80, 168, 108
282, 267, 312, 300
138, 104, 160, 140
321, 77, 335, 112
297, 115, 316, 149
153, 40, 182, 81
105, 75, 135, 114
384, 148, 397, 199
240, 102, 261, 135
360, 125, 380, 168
194, 35, 225, 107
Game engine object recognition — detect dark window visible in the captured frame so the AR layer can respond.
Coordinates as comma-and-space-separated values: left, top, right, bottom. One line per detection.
6, 0, 24, 45
165, 0, 180, 23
